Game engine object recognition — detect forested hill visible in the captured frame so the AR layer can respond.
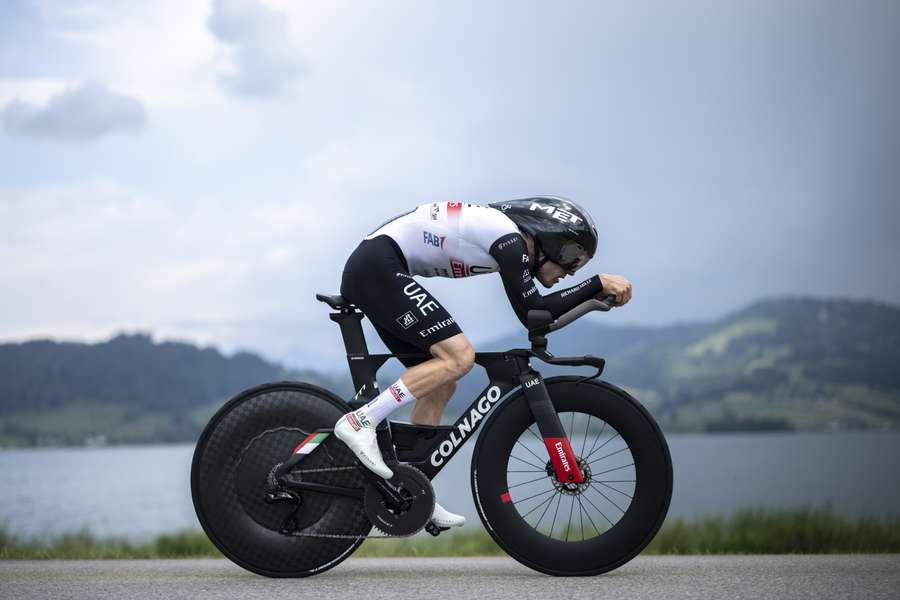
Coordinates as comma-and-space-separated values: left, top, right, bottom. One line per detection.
1, 296, 899, 446
0, 334, 349, 446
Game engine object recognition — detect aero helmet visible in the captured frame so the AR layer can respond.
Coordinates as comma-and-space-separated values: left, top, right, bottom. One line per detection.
490, 196, 598, 272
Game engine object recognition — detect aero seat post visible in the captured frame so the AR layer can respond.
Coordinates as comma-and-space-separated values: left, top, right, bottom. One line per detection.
329, 309, 379, 404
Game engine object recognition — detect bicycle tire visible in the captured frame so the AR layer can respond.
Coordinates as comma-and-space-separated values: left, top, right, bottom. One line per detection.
471, 377, 673, 576
191, 381, 371, 577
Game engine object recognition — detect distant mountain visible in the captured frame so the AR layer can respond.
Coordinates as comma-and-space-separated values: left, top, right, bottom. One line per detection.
0, 333, 351, 446
1, 297, 898, 446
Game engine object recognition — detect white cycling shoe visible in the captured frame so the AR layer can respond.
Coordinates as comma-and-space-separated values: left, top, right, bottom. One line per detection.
334, 410, 394, 479
430, 502, 465, 528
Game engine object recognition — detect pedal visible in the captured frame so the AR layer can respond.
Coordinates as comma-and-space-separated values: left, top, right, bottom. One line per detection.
425, 521, 450, 537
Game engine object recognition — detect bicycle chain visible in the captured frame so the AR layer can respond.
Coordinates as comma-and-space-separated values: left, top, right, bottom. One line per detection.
276, 463, 424, 540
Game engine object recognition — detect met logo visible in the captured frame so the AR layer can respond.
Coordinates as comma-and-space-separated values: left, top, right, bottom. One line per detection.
423, 231, 446, 250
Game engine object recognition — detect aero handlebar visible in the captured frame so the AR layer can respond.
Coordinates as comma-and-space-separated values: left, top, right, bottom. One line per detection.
527, 294, 617, 338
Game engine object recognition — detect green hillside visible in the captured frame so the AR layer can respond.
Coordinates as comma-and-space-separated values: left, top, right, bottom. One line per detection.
1, 297, 898, 446
0, 333, 350, 446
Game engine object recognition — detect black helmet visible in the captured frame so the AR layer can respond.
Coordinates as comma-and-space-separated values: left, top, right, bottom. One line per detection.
490, 196, 598, 272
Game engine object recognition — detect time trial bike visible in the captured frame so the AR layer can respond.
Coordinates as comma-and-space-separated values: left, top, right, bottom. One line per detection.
191, 293, 673, 577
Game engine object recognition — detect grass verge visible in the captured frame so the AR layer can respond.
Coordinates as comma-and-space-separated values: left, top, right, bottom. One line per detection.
2, 506, 898, 559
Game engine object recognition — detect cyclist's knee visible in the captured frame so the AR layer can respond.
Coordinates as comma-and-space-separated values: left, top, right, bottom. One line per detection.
430, 335, 475, 380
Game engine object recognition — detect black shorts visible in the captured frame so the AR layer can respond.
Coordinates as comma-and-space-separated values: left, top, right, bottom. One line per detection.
340, 235, 463, 367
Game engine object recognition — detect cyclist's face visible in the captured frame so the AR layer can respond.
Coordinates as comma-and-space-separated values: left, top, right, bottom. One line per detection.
536, 260, 569, 288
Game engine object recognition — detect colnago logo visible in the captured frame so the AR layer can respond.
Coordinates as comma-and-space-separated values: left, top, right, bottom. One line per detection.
419, 318, 455, 338
529, 202, 583, 225
554, 441, 571, 472
430, 386, 502, 466
430, 203, 440, 220
423, 231, 446, 249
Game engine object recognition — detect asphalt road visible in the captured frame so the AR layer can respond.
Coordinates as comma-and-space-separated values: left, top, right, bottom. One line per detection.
2, 556, 899, 600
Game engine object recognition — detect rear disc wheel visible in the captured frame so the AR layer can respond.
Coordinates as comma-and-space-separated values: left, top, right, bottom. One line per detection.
191, 382, 371, 577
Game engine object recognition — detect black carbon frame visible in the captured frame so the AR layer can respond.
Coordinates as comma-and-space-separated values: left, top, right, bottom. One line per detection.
331, 306, 569, 481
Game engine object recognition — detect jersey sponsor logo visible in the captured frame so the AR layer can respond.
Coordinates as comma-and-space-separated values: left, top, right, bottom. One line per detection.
522, 286, 537, 298
560, 279, 592, 297
402, 282, 441, 315
496, 236, 518, 251
430, 386, 502, 467
522, 268, 531, 281
423, 231, 446, 249
430, 203, 440, 220
522, 253, 529, 264
529, 201, 583, 225
396, 311, 418, 329
450, 259, 493, 278
395, 272, 414, 280
418, 317, 455, 338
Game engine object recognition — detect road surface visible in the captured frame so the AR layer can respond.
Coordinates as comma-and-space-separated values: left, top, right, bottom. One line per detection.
2, 555, 898, 599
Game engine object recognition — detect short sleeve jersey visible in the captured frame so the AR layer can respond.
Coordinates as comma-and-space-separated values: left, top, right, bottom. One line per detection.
365, 202, 518, 278
366, 202, 603, 326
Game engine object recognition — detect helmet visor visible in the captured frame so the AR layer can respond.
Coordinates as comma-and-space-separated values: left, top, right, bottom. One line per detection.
556, 242, 591, 272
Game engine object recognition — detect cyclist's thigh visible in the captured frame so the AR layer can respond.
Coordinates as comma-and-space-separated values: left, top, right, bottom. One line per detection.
341, 237, 462, 363
371, 322, 431, 368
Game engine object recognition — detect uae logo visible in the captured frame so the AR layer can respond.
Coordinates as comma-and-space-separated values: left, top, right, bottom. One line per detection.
397, 311, 418, 329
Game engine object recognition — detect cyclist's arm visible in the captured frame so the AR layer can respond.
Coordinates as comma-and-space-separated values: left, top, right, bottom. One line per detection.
489, 233, 604, 326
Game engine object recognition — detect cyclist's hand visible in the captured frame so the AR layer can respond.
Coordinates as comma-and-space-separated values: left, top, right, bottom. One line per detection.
598, 274, 632, 306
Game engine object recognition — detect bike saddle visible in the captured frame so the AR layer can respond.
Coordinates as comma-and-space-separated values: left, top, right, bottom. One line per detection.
315, 293, 352, 310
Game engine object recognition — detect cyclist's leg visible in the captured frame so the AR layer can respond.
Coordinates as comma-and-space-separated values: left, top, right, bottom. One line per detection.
369, 320, 472, 425
368, 323, 463, 425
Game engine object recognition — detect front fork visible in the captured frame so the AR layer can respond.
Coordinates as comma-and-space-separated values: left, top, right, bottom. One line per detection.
519, 372, 585, 484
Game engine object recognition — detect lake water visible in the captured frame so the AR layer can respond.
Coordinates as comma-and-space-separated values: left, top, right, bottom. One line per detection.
1, 431, 898, 540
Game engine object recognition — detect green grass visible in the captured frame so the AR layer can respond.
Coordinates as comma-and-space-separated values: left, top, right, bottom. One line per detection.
2, 506, 898, 559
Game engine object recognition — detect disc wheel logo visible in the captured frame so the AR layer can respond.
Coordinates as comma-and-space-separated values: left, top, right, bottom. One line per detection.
396, 311, 418, 329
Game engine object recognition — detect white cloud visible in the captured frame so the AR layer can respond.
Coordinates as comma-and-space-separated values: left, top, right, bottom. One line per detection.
207, 0, 307, 97
3, 81, 146, 141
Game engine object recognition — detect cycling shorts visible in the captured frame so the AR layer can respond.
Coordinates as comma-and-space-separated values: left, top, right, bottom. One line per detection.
340, 235, 463, 367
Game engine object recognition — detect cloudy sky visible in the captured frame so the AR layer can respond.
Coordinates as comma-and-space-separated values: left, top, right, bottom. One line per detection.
1, 0, 898, 370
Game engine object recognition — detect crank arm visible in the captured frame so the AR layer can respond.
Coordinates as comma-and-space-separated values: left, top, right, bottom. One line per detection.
280, 479, 364, 500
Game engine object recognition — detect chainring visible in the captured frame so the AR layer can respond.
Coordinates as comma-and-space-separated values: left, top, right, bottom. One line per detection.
363, 465, 434, 537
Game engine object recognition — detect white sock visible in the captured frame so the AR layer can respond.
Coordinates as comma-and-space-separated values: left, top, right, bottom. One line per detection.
359, 378, 417, 425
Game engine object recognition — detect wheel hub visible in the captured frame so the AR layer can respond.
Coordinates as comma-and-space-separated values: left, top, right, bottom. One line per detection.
546, 458, 592, 496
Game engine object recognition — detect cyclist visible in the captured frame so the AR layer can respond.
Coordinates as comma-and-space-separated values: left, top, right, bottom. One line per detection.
334, 196, 633, 529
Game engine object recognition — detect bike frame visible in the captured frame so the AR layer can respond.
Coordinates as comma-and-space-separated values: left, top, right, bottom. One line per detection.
325, 304, 588, 483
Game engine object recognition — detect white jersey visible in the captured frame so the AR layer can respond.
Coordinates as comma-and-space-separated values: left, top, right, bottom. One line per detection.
365, 202, 519, 278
